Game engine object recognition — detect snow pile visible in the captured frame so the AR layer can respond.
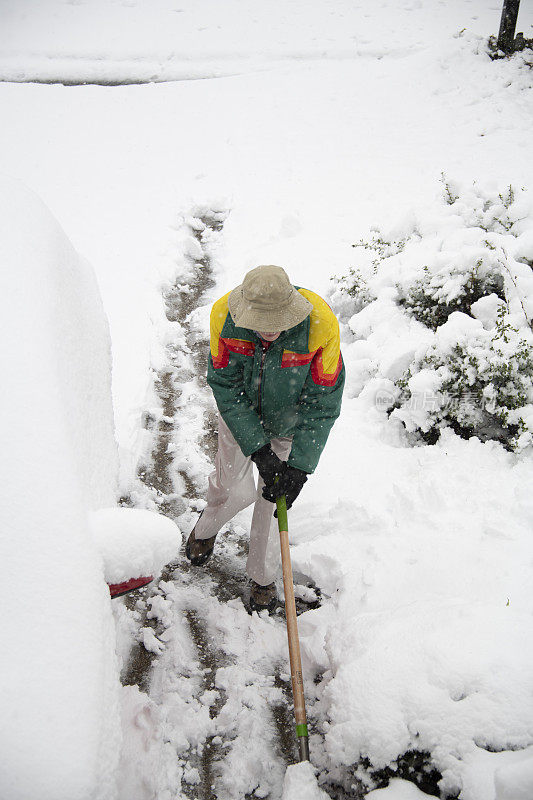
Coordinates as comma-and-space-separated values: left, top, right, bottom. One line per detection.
367, 779, 434, 798
0, 175, 119, 506
331, 180, 533, 451
322, 596, 533, 796
0, 176, 120, 799
90, 507, 181, 583
281, 761, 331, 800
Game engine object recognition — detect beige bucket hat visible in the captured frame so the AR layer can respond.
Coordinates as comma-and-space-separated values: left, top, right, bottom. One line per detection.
228, 265, 313, 332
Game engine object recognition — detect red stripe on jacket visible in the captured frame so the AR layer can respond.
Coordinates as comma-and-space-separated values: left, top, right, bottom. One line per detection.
212, 337, 255, 368
224, 338, 255, 356
311, 350, 343, 386
281, 350, 317, 368
212, 337, 229, 368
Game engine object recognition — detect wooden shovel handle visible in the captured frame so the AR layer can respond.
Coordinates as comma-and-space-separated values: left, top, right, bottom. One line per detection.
276, 495, 309, 759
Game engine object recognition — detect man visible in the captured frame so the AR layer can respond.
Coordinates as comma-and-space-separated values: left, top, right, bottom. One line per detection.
186, 265, 344, 611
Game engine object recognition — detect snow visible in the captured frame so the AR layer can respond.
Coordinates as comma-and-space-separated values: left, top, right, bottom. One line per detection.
90, 507, 182, 583
1, 1, 533, 799
281, 761, 331, 800
494, 748, 533, 800
290, 413, 533, 796
516, 229, 533, 262
3, 0, 531, 84
470, 294, 504, 329
0, 176, 120, 799
366, 779, 434, 798
117, 686, 170, 800
434, 312, 487, 351
0, 34, 531, 480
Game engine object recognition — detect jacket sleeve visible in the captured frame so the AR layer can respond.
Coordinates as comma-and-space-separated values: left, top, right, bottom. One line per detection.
287, 313, 345, 474
206, 300, 268, 457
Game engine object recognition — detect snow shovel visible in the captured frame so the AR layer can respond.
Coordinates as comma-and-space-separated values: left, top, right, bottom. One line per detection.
108, 576, 153, 598
276, 494, 310, 762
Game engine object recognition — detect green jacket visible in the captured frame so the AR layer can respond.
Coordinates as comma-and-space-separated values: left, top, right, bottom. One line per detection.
207, 287, 345, 473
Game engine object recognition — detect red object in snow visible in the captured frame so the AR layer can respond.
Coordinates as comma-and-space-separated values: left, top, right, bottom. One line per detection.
108, 576, 153, 598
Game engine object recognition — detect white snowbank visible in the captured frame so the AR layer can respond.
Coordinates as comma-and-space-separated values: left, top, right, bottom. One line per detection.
90, 507, 181, 583
281, 761, 331, 800
0, 176, 120, 799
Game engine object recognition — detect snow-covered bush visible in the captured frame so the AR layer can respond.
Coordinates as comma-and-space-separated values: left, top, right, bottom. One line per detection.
353, 232, 408, 271
394, 309, 533, 450
329, 267, 375, 321
332, 179, 533, 451
397, 260, 505, 331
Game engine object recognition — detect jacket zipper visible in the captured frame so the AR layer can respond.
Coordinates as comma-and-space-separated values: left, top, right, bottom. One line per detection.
257, 342, 268, 416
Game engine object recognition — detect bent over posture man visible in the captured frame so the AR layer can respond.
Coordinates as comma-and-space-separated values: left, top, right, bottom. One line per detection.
186, 265, 344, 611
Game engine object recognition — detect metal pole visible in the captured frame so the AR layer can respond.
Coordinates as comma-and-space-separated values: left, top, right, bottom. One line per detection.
497, 0, 520, 53
276, 495, 310, 762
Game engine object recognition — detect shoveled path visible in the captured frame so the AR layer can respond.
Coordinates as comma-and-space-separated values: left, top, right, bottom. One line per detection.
115, 208, 441, 799
119, 208, 325, 800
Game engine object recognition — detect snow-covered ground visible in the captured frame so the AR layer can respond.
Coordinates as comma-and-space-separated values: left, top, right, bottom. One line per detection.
1, 1, 533, 799
1, 0, 531, 84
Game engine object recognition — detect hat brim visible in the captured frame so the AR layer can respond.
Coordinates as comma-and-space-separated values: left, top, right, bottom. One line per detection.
228, 285, 313, 332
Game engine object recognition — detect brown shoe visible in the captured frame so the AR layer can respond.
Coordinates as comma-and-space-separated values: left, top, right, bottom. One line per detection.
185, 516, 217, 566
249, 580, 278, 613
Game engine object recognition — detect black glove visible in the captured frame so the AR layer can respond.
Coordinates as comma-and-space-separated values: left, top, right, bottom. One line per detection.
266, 465, 308, 512
251, 444, 286, 497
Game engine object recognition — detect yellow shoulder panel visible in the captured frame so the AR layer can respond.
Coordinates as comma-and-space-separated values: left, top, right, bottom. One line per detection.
210, 291, 231, 358
297, 288, 340, 375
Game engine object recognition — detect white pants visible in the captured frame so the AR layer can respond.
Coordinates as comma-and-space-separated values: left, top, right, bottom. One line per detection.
194, 414, 292, 586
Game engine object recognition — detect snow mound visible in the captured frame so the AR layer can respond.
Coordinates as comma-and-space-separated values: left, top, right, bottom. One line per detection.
367, 778, 434, 798
90, 507, 181, 583
0, 176, 120, 799
281, 761, 331, 800
323, 600, 533, 792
